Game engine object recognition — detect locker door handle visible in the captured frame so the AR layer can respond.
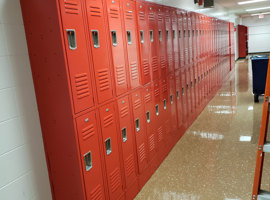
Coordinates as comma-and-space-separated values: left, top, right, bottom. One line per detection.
170, 95, 173, 104
177, 91, 180, 100
121, 127, 127, 142
140, 30, 144, 44
163, 99, 167, 110
91, 30, 100, 48
135, 118, 140, 132
111, 31, 117, 47
105, 138, 112, 155
83, 151, 92, 171
156, 104, 159, 116
127, 31, 132, 45
66, 29, 77, 50
146, 111, 150, 123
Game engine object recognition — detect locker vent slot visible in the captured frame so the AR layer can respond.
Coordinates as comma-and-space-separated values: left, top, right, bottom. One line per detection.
184, 30, 186, 37
75, 73, 90, 99
138, 143, 146, 162
66, 29, 77, 50
133, 99, 141, 110
135, 118, 140, 132
158, 14, 163, 21
162, 83, 167, 93
125, 10, 133, 20
109, 168, 121, 192
122, 127, 127, 142
104, 114, 113, 128
97, 69, 110, 91
110, 8, 119, 18
139, 11, 145, 20
154, 88, 160, 97
105, 138, 112, 155
90, 184, 103, 200
120, 106, 128, 118
130, 62, 138, 80
140, 30, 144, 43
173, 30, 176, 39
146, 111, 150, 123
179, 30, 181, 38
152, 57, 158, 72
150, 30, 154, 42
64, 1, 79, 15
187, 84, 189, 91
166, 30, 169, 40
125, 155, 135, 177
127, 31, 132, 45
170, 95, 173, 104
144, 93, 151, 103
158, 126, 163, 142
177, 90, 180, 100
192, 30, 195, 37
90, 6, 102, 17
111, 31, 117, 47
160, 57, 166, 69
116, 65, 126, 85
149, 134, 155, 152
82, 124, 94, 140
91, 30, 100, 48
182, 87, 185, 95
163, 99, 167, 110
159, 30, 162, 42
143, 60, 150, 76
156, 104, 159, 116
191, 81, 193, 88
84, 151, 92, 171
148, 12, 155, 20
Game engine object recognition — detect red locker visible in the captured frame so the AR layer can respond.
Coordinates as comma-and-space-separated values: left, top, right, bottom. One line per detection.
147, 3, 160, 80
116, 96, 138, 195
59, 0, 95, 114
121, 0, 141, 90
183, 11, 189, 69
168, 74, 178, 133
160, 78, 171, 137
99, 103, 124, 200
84, 0, 114, 103
137, 1, 151, 85
157, 5, 168, 78
130, 90, 148, 173
76, 111, 106, 200
142, 84, 157, 161
165, 7, 174, 74
171, 9, 179, 72
175, 70, 183, 129
106, 0, 128, 96
177, 10, 185, 69
180, 68, 188, 127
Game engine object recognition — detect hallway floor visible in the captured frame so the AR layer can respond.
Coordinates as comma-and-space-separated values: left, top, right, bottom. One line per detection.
135, 59, 270, 200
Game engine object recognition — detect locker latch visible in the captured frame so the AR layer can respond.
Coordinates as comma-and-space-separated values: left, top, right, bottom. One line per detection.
156, 105, 159, 116
105, 138, 112, 155
177, 91, 180, 100
170, 95, 173, 104
84, 151, 92, 171
140, 30, 144, 43
122, 128, 127, 142
163, 99, 167, 110
91, 30, 100, 48
146, 111, 150, 123
135, 119, 140, 132
66, 29, 77, 50
127, 31, 132, 45
111, 31, 117, 47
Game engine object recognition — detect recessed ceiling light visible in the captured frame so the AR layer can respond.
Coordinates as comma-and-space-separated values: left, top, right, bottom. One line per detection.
246, 6, 270, 11
238, 0, 268, 5
251, 11, 270, 15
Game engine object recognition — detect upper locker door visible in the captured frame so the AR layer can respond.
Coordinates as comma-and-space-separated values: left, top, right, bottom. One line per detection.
106, 0, 128, 96
171, 8, 179, 72
116, 96, 137, 188
183, 11, 189, 69
157, 5, 167, 79
84, 0, 114, 103
165, 7, 174, 74
76, 111, 106, 200
99, 103, 124, 199
177, 10, 184, 70
137, 1, 151, 85
121, 0, 141, 90
58, 0, 94, 114
147, 3, 159, 81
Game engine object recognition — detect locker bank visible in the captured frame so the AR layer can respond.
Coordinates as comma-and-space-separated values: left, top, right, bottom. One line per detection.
1, 0, 269, 199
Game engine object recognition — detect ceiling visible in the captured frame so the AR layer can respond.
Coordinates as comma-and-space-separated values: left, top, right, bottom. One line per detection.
215, 0, 270, 16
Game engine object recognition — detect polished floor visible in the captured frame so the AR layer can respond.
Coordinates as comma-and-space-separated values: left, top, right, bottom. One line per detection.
135, 58, 270, 200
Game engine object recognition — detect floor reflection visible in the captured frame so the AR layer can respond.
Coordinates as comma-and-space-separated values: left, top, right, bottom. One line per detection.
135, 59, 269, 200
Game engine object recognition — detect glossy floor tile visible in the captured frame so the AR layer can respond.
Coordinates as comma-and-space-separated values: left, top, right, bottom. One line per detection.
135, 59, 270, 200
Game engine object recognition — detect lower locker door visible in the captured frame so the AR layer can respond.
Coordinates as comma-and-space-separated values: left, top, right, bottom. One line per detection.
160, 79, 170, 137
117, 96, 137, 188
175, 71, 183, 129
185, 69, 192, 118
131, 90, 148, 173
99, 103, 124, 199
168, 75, 177, 133
181, 70, 188, 127
76, 111, 106, 200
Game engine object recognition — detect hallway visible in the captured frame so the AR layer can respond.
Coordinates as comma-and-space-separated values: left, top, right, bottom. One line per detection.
135, 59, 270, 200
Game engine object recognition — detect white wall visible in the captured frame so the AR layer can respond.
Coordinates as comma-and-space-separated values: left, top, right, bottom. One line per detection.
242, 15, 270, 53
0, 0, 52, 199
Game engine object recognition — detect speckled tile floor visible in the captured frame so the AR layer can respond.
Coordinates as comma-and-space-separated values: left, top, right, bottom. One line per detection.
134, 58, 270, 200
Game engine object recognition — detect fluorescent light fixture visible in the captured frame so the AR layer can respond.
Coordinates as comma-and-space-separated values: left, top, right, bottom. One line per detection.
246, 6, 270, 12
251, 11, 270, 15
239, 136, 252, 142
248, 106, 254, 110
238, 0, 268, 5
